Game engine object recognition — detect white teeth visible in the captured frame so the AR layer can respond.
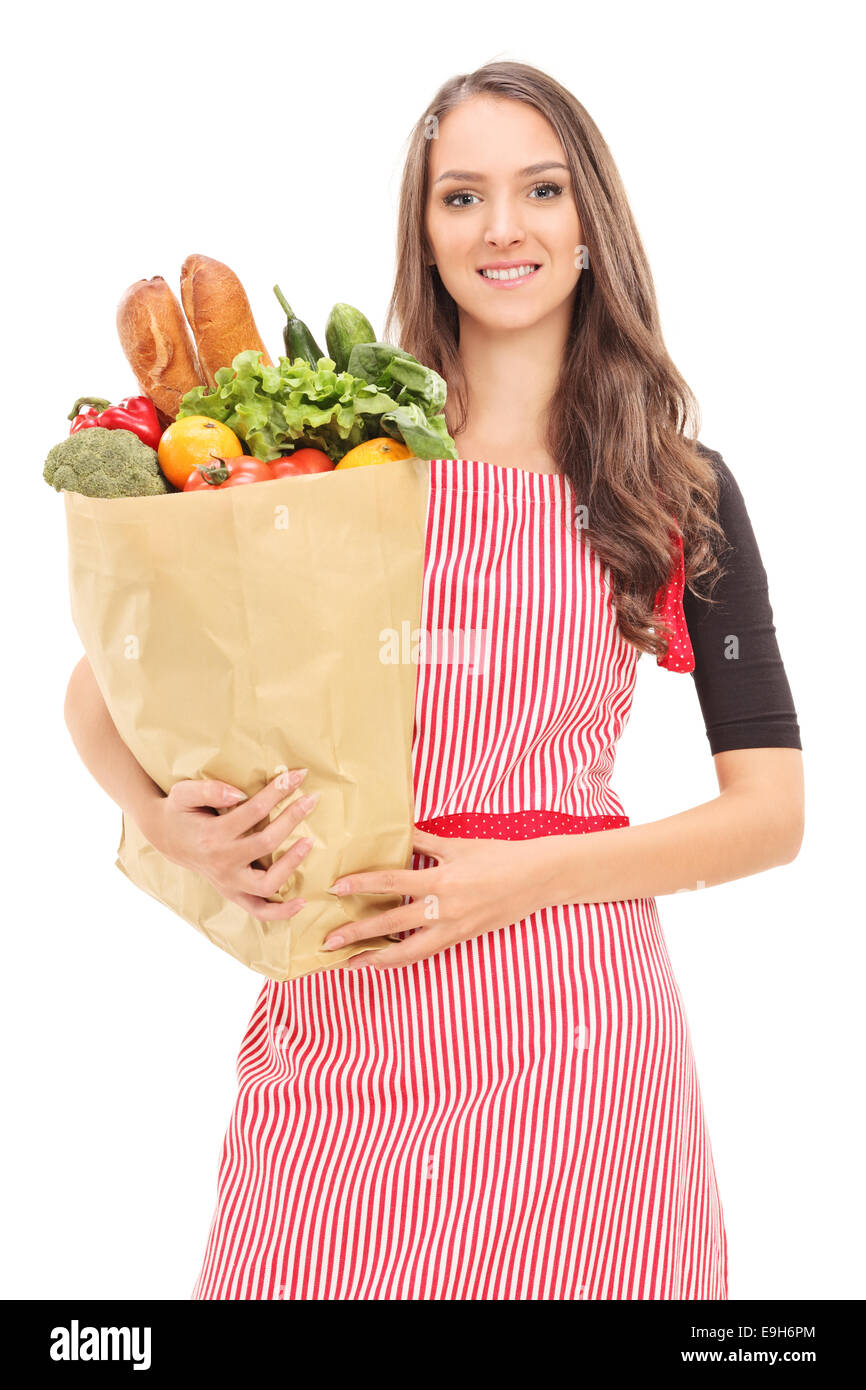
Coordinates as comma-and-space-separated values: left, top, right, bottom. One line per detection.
480, 264, 539, 280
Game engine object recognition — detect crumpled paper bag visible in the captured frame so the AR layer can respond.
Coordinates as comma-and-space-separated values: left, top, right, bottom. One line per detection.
63, 454, 431, 980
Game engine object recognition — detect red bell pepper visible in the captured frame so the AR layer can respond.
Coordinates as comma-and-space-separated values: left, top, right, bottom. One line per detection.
67, 395, 163, 450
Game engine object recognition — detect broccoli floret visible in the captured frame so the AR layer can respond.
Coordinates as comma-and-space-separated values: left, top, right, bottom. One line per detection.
43, 427, 172, 498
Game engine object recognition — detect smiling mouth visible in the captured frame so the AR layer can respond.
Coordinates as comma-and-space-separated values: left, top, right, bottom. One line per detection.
477, 264, 542, 283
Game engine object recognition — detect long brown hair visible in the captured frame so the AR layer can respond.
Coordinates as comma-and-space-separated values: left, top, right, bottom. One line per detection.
383, 60, 728, 662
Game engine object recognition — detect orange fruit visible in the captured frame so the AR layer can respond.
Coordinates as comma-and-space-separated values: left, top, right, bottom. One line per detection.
158, 415, 243, 489
335, 437, 412, 470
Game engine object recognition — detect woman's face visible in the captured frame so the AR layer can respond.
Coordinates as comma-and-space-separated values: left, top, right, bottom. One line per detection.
425, 94, 584, 332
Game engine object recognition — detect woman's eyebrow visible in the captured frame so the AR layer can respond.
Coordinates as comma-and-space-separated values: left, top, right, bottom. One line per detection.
433, 160, 569, 186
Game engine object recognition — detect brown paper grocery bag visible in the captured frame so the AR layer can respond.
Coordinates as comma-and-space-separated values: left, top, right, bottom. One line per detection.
63, 454, 432, 981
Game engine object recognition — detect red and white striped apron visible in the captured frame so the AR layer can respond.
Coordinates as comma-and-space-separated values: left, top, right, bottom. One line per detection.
192, 457, 728, 1300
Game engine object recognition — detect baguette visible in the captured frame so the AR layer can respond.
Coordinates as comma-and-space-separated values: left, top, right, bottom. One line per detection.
116, 277, 207, 421
180, 254, 273, 388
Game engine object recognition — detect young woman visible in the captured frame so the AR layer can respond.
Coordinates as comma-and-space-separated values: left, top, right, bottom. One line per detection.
65, 61, 804, 1300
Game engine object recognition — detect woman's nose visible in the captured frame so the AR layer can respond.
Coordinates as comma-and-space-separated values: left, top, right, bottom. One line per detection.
482, 199, 528, 247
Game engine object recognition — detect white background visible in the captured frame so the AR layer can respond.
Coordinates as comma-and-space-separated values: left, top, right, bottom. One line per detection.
2, 0, 862, 1300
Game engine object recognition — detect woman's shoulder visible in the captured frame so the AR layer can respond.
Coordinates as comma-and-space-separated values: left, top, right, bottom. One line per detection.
686, 438, 769, 600
694, 439, 736, 501
691, 440, 755, 553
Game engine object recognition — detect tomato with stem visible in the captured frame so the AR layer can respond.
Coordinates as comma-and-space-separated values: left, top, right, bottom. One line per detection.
183, 457, 277, 491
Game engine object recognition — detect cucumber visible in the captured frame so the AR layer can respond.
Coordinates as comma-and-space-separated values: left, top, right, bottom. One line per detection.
325, 302, 377, 374
273, 285, 325, 368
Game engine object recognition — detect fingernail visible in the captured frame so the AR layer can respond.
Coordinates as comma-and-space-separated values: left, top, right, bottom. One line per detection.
279, 768, 307, 790
327, 880, 347, 896
296, 837, 313, 854
298, 792, 319, 813
323, 935, 345, 950
224, 789, 247, 803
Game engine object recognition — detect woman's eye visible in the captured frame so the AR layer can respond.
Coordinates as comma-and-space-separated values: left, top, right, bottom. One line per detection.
529, 181, 564, 200
442, 181, 564, 208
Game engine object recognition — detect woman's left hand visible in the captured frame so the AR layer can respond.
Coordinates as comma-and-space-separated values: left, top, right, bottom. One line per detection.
323, 828, 551, 969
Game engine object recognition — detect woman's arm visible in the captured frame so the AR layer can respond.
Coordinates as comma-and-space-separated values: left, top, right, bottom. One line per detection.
64, 654, 166, 842
63, 655, 316, 920
527, 447, 801, 904
533, 746, 804, 907
322, 749, 805, 967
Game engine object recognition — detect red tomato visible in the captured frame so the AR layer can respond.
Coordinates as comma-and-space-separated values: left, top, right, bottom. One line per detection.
183, 456, 277, 491
269, 448, 334, 477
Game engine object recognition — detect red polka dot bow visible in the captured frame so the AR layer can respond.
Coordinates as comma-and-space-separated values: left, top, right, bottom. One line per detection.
653, 526, 695, 672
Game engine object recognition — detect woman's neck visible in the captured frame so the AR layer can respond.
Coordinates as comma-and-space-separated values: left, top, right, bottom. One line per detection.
448, 310, 570, 474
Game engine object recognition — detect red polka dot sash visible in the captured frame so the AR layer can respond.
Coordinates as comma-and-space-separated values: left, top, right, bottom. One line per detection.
415, 810, 630, 839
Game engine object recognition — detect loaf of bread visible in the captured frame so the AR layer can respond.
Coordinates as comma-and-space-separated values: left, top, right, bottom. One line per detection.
116, 277, 207, 421
180, 254, 273, 388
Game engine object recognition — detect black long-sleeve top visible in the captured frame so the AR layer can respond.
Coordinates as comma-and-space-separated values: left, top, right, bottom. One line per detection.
679, 445, 802, 755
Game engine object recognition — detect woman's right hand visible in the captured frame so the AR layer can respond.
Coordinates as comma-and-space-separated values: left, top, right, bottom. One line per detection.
140, 768, 317, 920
